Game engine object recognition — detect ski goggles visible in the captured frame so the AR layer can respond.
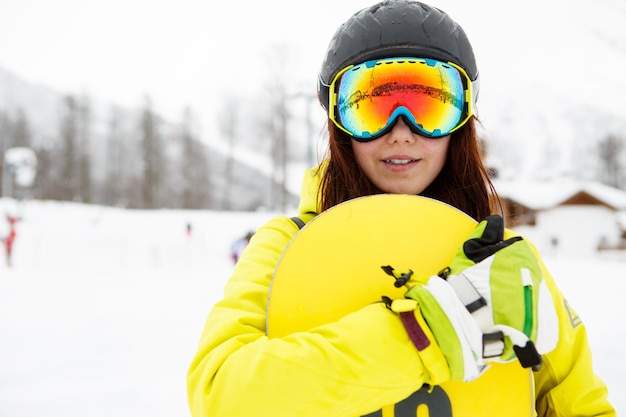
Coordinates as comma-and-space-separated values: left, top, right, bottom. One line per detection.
326, 57, 476, 141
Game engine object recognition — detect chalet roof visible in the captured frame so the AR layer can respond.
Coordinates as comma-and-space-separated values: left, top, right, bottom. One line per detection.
493, 179, 626, 211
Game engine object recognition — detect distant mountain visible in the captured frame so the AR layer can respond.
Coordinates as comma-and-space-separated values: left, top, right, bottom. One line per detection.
458, 0, 626, 181
3, 0, 626, 205
0, 65, 298, 211
1, 0, 625, 194
0, 66, 65, 138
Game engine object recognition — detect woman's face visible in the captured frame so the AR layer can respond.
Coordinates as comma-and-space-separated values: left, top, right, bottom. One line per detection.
351, 118, 450, 195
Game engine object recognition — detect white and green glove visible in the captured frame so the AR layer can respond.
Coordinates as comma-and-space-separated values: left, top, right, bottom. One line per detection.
384, 274, 488, 383
439, 214, 559, 369
383, 214, 559, 382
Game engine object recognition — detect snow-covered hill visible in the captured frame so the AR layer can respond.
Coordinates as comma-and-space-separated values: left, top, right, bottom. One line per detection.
0, 198, 623, 416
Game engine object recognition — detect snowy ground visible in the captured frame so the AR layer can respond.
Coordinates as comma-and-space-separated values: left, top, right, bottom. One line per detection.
0, 199, 624, 416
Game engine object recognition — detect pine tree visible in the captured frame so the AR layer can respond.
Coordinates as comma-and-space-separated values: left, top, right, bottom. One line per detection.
598, 133, 624, 189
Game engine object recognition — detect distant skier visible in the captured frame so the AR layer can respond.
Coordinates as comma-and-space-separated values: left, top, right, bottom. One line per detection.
1, 215, 20, 267
230, 231, 254, 264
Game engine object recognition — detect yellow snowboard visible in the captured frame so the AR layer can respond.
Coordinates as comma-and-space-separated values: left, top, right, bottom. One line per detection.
267, 194, 534, 417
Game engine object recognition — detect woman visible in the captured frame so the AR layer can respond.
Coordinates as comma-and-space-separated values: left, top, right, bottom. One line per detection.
187, 1, 614, 415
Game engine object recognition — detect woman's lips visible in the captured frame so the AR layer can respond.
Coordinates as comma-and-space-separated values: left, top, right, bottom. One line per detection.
382, 156, 420, 171
384, 158, 417, 165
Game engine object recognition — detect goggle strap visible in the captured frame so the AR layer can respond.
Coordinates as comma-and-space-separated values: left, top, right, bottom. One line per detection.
317, 75, 331, 112
471, 78, 479, 112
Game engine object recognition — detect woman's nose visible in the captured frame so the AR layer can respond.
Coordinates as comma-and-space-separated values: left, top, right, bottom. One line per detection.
386, 117, 415, 143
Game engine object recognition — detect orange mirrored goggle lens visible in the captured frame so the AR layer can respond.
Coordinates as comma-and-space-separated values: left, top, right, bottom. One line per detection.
330, 57, 473, 141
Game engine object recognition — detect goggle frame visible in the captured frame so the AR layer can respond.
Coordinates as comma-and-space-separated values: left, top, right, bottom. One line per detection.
325, 57, 478, 141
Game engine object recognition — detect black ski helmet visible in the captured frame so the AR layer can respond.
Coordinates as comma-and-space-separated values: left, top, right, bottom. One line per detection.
318, 0, 479, 113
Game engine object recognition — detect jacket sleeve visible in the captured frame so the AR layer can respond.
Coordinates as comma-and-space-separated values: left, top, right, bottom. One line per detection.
533, 254, 615, 417
186, 216, 445, 417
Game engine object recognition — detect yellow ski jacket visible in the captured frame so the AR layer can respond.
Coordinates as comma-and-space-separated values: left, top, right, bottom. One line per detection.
187, 165, 615, 417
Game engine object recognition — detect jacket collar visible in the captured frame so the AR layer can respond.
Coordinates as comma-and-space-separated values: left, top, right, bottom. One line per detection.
297, 160, 327, 216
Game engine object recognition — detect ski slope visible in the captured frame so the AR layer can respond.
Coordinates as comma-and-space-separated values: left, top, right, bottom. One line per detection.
0, 199, 623, 416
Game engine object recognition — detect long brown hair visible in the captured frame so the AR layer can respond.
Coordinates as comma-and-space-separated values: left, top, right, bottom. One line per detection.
318, 117, 500, 221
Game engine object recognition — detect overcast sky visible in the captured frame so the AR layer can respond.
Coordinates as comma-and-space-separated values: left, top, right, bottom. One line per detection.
1, 0, 625, 136
0, 1, 380, 119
